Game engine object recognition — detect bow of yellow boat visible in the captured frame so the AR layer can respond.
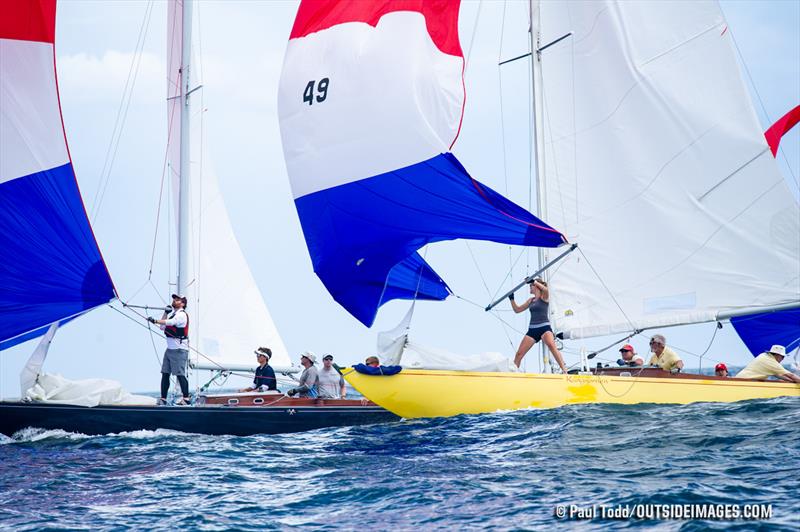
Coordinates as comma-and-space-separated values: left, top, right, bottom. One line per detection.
341, 367, 800, 419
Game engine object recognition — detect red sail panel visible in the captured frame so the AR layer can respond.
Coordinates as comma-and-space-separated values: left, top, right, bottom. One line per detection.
764, 105, 800, 157
0, 0, 56, 43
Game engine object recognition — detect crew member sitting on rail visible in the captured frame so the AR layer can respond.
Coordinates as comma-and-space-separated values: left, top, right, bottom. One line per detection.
287, 351, 319, 397
239, 347, 277, 392
647, 334, 684, 373
617, 344, 643, 367
735, 345, 800, 382
318, 354, 346, 399
714, 363, 729, 377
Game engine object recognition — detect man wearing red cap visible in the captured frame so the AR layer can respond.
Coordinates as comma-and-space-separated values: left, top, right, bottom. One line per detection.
617, 344, 643, 367
714, 363, 729, 377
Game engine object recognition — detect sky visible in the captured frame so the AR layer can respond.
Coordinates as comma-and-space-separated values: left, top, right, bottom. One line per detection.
1, 0, 798, 397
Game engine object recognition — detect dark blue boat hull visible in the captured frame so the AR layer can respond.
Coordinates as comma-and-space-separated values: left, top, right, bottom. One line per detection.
0, 402, 399, 437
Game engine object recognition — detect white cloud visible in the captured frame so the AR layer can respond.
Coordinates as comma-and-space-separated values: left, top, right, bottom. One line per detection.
56, 50, 164, 104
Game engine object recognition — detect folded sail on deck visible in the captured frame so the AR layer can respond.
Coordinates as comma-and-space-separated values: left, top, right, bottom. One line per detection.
535, 0, 800, 339
0, 0, 115, 350
279, 0, 565, 326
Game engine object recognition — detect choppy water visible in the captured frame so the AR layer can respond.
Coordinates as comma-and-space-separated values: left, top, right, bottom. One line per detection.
1, 398, 798, 530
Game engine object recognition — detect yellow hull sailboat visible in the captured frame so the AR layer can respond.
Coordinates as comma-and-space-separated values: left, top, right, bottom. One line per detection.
342, 368, 800, 419
278, 0, 800, 420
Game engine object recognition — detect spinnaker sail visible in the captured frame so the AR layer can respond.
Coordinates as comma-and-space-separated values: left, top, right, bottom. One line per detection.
279, 0, 565, 327
534, 0, 799, 339
0, 0, 115, 350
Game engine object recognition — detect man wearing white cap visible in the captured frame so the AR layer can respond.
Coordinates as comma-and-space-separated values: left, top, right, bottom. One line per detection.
147, 293, 191, 405
287, 351, 319, 398
735, 345, 800, 382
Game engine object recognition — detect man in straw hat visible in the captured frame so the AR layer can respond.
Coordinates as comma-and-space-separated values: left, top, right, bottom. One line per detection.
239, 347, 277, 392
735, 345, 800, 382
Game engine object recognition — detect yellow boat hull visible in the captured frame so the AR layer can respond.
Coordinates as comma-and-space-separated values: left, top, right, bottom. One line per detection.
341, 368, 800, 419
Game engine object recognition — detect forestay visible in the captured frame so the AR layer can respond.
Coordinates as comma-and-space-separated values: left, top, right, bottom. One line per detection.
535, 0, 800, 339
279, 0, 566, 327
166, 2, 290, 369
0, 0, 116, 350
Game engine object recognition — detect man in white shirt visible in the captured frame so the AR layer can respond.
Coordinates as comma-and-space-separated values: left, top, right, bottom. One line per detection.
148, 294, 191, 405
317, 354, 346, 399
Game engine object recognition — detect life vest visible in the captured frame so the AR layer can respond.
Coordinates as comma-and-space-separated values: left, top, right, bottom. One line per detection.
164, 309, 189, 340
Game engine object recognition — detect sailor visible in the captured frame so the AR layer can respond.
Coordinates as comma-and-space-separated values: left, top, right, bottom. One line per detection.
735, 345, 800, 382
714, 363, 729, 377
365, 356, 380, 368
647, 334, 684, 373
147, 294, 191, 405
318, 354, 346, 399
239, 347, 277, 392
509, 278, 568, 373
617, 344, 643, 367
286, 351, 319, 397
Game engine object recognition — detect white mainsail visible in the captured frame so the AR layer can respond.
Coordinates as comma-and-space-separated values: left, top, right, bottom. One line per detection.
166, 2, 290, 370
534, 0, 799, 339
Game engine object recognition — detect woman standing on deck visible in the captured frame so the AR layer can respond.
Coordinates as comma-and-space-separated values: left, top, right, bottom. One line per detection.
509, 279, 568, 373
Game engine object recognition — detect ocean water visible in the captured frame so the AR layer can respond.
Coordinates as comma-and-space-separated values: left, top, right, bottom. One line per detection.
1, 398, 798, 530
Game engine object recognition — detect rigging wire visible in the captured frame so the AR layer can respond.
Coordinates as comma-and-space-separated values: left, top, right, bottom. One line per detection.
727, 29, 799, 190
576, 246, 637, 333
90, 0, 155, 223
464, 0, 484, 73
496, 0, 514, 278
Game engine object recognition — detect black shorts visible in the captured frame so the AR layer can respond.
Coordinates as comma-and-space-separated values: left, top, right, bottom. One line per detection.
526, 325, 552, 342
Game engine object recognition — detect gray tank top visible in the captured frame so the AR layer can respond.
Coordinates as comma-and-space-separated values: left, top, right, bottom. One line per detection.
528, 298, 549, 328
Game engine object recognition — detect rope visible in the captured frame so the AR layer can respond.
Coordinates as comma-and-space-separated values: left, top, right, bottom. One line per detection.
728, 29, 799, 190
109, 301, 228, 372
464, 0, 484, 73
90, 1, 155, 223
464, 241, 493, 299
576, 247, 637, 332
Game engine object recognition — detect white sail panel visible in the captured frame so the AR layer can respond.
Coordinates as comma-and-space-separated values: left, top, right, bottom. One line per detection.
279, 11, 464, 199
185, 163, 291, 370
166, 2, 290, 369
536, 0, 800, 338
0, 39, 68, 184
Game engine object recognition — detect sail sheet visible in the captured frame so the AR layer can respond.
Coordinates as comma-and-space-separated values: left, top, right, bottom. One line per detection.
166, 1, 290, 369
534, 0, 800, 339
279, 0, 565, 327
0, 0, 115, 350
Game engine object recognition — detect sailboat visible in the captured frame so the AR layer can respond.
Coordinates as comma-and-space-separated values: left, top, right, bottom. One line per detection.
0, 0, 397, 436
278, 0, 800, 418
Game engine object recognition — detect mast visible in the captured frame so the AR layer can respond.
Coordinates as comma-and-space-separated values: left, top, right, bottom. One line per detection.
177, 0, 193, 296
529, 0, 550, 372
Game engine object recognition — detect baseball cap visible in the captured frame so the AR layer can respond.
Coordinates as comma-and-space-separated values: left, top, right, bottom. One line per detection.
715, 363, 728, 372
323, 354, 334, 361
619, 344, 634, 352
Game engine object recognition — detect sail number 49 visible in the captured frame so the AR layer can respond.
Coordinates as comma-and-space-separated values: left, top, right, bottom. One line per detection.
303, 78, 329, 105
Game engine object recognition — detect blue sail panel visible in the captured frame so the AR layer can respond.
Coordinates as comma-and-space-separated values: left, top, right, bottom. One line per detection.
294, 153, 565, 326
731, 310, 800, 357
0, 164, 116, 349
